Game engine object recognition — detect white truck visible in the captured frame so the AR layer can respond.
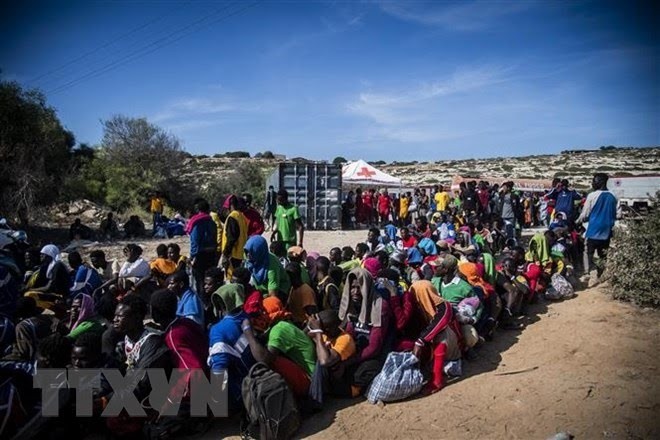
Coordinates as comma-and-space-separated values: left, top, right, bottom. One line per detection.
607, 175, 660, 216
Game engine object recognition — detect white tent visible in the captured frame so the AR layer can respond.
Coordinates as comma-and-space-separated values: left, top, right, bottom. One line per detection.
342, 159, 402, 186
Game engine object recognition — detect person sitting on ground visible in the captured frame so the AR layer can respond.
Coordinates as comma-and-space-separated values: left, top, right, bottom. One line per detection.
494, 257, 526, 329
67, 293, 104, 340
148, 244, 178, 287
150, 288, 207, 408
229, 267, 262, 316
458, 261, 500, 338
329, 247, 343, 267
89, 250, 120, 286
408, 280, 462, 395
22, 248, 42, 290
4, 297, 66, 362
167, 243, 187, 273
399, 226, 418, 250
306, 309, 357, 397
243, 297, 317, 397
208, 281, 256, 410
365, 227, 386, 254
435, 255, 480, 350
270, 240, 289, 267
68, 251, 102, 298
285, 262, 318, 327
244, 235, 291, 303
287, 246, 311, 285
203, 267, 225, 325
115, 244, 151, 297
338, 267, 392, 397
124, 215, 146, 239
167, 270, 204, 328
316, 256, 341, 312
69, 218, 93, 241
104, 295, 171, 436
25, 245, 70, 309
380, 268, 416, 351
524, 231, 556, 299
99, 213, 120, 241
337, 245, 361, 273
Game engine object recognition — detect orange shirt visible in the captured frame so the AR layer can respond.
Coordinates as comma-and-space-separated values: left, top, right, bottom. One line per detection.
322, 332, 356, 361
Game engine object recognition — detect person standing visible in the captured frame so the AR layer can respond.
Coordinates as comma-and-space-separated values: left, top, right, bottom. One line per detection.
499, 183, 519, 244
546, 179, 583, 224
186, 198, 218, 296
577, 173, 617, 287
264, 186, 277, 231
149, 192, 164, 235
434, 185, 450, 214
221, 195, 249, 279
271, 189, 304, 250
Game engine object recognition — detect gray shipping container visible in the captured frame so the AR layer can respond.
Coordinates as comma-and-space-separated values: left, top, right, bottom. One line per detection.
267, 162, 342, 230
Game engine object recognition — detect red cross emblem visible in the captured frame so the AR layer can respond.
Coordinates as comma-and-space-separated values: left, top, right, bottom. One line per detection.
356, 167, 376, 179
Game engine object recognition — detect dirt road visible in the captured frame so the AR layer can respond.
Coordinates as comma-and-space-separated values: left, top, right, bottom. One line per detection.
81, 231, 660, 440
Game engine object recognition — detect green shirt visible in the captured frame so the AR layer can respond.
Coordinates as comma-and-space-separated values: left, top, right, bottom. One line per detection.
440, 276, 482, 320
431, 276, 442, 293
439, 276, 475, 305
338, 258, 361, 272
67, 319, 105, 340
300, 266, 311, 286
275, 204, 301, 244
267, 320, 317, 375
254, 254, 291, 298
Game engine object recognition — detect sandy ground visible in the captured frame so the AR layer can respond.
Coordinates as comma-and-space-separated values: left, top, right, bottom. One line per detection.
78, 231, 660, 440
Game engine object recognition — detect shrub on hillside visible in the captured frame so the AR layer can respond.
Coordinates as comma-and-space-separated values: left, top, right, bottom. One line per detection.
225, 151, 251, 158
605, 198, 660, 308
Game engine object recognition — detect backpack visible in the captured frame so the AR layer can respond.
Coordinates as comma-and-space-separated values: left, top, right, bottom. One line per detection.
241, 362, 300, 440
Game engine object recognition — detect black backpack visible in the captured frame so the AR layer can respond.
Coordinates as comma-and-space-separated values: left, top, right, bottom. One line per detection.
241, 362, 300, 440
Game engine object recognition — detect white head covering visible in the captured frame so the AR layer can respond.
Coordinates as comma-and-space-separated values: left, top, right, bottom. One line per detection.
40, 244, 61, 279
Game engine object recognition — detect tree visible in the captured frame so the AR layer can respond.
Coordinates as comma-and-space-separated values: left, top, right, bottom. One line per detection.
96, 115, 188, 211
0, 80, 75, 224
332, 156, 347, 165
261, 150, 275, 159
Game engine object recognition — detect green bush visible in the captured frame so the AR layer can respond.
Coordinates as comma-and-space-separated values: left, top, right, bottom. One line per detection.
606, 197, 660, 308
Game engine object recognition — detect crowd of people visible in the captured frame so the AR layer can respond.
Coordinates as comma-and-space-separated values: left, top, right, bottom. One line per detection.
0, 173, 618, 439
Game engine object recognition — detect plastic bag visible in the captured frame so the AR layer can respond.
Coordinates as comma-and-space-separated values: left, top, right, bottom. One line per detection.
366, 352, 425, 404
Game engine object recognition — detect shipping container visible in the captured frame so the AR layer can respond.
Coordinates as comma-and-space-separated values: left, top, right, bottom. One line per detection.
267, 162, 342, 230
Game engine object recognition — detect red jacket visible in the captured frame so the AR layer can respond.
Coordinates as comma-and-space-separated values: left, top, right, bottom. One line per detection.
243, 207, 265, 236
164, 318, 208, 400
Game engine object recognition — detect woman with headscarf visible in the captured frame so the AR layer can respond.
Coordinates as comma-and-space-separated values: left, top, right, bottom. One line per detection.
244, 236, 291, 303
25, 244, 70, 309
409, 280, 463, 395
67, 293, 104, 340
242, 297, 316, 397
338, 267, 392, 396
524, 230, 556, 299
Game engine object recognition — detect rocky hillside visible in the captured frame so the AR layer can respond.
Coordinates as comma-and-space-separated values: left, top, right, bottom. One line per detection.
181, 147, 659, 191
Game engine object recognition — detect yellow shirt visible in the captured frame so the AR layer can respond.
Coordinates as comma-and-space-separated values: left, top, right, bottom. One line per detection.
221, 210, 248, 260
399, 196, 409, 218
150, 197, 164, 213
435, 192, 450, 212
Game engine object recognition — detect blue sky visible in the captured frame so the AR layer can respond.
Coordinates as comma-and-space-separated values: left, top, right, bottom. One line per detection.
1, 0, 658, 160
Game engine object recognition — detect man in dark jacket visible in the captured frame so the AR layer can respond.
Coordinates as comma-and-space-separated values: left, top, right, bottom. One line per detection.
188, 198, 218, 296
